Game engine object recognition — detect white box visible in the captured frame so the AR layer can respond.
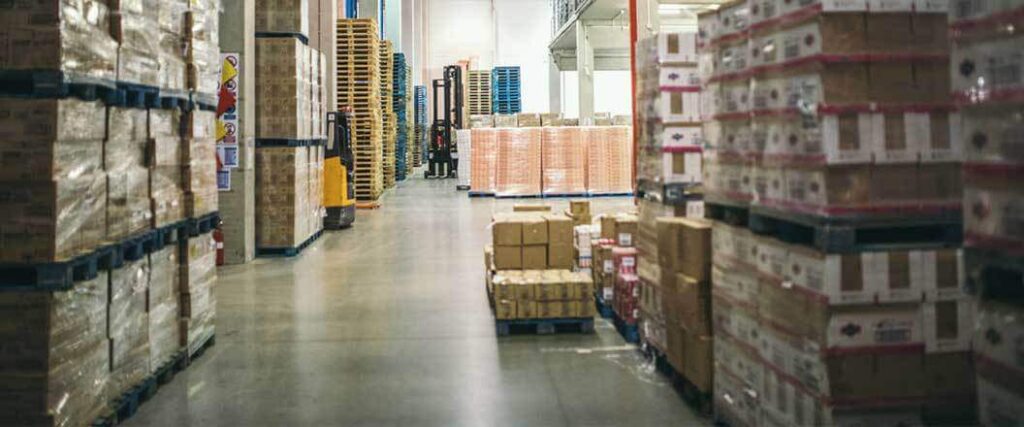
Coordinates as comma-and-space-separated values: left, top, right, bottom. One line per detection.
917, 249, 966, 301
658, 32, 699, 64
659, 66, 701, 89
751, 77, 787, 111
719, 80, 751, 115
778, 0, 869, 16
873, 113, 922, 163
951, 35, 1024, 100
717, 43, 750, 76
749, 32, 782, 69
661, 125, 703, 148
749, 0, 782, 27
716, 1, 751, 39
923, 297, 974, 353
713, 264, 760, 306
964, 184, 1024, 246
957, 109, 1018, 165
662, 151, 703, 184
755, 235, 789, 279
827, 305, 924, 349
657, 91, 702, 123
714, 368, 763, 427
685, 200, 705, 218
715, 335, 765, 391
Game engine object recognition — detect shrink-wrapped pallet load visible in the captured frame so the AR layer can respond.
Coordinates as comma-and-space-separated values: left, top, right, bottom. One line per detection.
494, 128, 542, 197
541, 127, 586, 195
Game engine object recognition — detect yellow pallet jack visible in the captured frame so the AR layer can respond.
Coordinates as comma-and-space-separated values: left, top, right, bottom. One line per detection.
324, 110, 356, 229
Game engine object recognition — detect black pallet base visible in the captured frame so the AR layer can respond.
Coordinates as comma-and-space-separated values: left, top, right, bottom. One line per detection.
542, 192, 588, 199
188, 212, 221, 237
588, 192, 635, 198
706, 202, 962, 253
495, 194, 542, 199
110, 82, 161, 109
468, 192, 495, 198
612, 312, 639, 344
642, 343, 713, 417
594, 295, 613, 319
495, 317, 595, 336
189, 333, 217, 361
256, 230, 324, 257
255, 138, 328, 148
0, 69, 117, 101
456, 185, 471, 191
637, 180, 704, 206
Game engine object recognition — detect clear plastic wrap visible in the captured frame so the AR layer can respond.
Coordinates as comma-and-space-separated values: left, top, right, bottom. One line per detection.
470, 115, 495, 128
255, 0, 309, 35
256, 38, 309, 139
186, 0, 221, 96
456, 130, 472, 189
106, 166, 152, 240
112, 0, 161, 86
470, 129, 497, 193
0, 0, 118, 80
516, 113, 541, 128
182, 233, 217, 354
493, 114, 518, 128
150, 166, 185, 228
148, 109, 183, 139
149, 245, 181, 369
0, 99, 105, 182
0, 173, 106, 262
160, 0, 190, 35
494, 128, 542, 197
159, 29, 188, 92
541, 127, 586, 195
108, 257, 151, 396
184, 138, 218, 217
0, 273, 111, 426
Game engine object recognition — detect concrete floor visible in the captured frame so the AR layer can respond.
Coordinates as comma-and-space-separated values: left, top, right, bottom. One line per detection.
128, 176, 709, 426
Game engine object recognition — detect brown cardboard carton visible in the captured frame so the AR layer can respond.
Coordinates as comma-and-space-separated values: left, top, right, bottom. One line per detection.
677, 273, 712, 334
517, 301, 538, 318
545, 214, 574, 245
536, 279, 574, 301
548, 242, 574, 270
601, 215, 618, 240
657, 218, 712, 280
514, 204, 551, 212
538, 301, 574, 318
522, 215, 548, 245
570, 200, 591, 216
495, 300, 517, 319
682, 327, 713, 392
492, 214, 523, 245
494, 245, 522, 270
522, 245, 548, 270
615, 215, 639, 247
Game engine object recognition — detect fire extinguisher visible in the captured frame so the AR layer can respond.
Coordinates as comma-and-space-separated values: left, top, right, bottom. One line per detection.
213, 221, 225, 266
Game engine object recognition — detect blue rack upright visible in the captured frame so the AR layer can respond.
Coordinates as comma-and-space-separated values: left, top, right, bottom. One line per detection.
491, 66, 522, 114
393, 53, 409, 181
414, 85, 428, 164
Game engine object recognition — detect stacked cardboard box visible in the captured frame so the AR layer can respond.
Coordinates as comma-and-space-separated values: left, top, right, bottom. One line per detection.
950, 3, 1024, 424
516, 113, 542, 128
541, 127, 586, 195
0, 0, 119, 81
486, 211, 596, 320
634, 199, 676, 352
567, 200, 592, 226
494, 114, 518, 128
108, 258, 151, 396
0, 99, 108, 262
106, 107, 152, 240
148, 245, 181, 369
183, 110, 219, 217
0, 274, 111, 426
636, 32, 704, 187
187, 0, 221, 98
591, 214, 638, 309
157, 0, 189, 93
255, 0, 309, 34
148, 109, 187, 228
256, 37, 314, 140
656, 218, 713, 392
181, 233, 217, 355
337, 19, 384, 202
494, 128, 543, 196
112, 0, 161, 87
584, 126, 634, 195
255, 146, 322, 248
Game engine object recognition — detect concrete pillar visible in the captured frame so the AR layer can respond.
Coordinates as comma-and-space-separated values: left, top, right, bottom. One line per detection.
384, 0, 402, 47
218, 0, 257, 264
575, 20, 595, 123
359, 0, 381, 30
548, 56, 561, 115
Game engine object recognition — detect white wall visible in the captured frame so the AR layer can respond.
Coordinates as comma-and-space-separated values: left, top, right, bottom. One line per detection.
559, 70, 631, 118
423, 0, 552, 113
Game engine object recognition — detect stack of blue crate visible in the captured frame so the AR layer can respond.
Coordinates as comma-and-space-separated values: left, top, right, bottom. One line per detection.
393, 53, 408, 181
491, 66, 522, 114
414, 85, 428, 165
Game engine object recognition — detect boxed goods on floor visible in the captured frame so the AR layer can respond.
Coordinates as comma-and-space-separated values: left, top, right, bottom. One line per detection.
183, 110, 219, 217
491, 270, 596, 320
255, 146, 322, 249
491, 212, 575, 270
148, 109, 187, 228
0, 0, 119, 80
148, 245, 181, 369
108, 258, 151, 395
541, 127, 587, 195
181, 233, 217, 355
567, 200, 592, 226
584, 127, 634, 195
0, 98, 108, 263
106, 107, 152, 240
493, 128, 543, 197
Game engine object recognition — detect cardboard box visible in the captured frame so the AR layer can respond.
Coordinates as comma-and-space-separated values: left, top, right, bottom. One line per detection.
615, 215, 639, 247
657, 218, 712, 280
545, 214, 573, 245
494, 245, 522, 270
492, 214, 522, 245
514, 204, 550, 212
548, 242, 574, 270
494, 300, 517, 319
536, 280, 574, 301
570, 200, 591, 216
682, 327, 713, 392
522, 245, 548, 270
516, 301, 538, 318
676, 274, 712, 335
538, 301, 575, 318
521, 215, 548, 245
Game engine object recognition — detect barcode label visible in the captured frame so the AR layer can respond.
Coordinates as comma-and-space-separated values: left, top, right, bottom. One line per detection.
604, 260, 614, 273
623, 256, 636, 267
619, 233, 633, 246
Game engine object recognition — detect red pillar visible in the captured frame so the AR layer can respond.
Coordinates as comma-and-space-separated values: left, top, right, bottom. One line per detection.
628, 0, 639, 191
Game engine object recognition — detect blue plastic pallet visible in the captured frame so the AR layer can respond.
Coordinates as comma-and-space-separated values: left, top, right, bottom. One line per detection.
468, 192, 495, 198
594, 294, 613, 319
255, 230, 324, 257
495, 317, 595, 336
612, 312, 640, 344
588, 192, 635, 198
0, 69, 117, 101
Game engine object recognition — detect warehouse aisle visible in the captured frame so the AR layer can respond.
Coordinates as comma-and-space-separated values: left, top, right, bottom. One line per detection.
127, 176, 708, 426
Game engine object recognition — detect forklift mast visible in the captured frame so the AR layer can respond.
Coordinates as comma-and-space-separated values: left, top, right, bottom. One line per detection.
324, 110, 356, 229
426, 65, 463, 179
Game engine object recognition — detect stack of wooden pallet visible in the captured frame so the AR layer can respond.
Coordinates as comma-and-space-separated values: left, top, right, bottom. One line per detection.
406, 68, 415, 176
468, 70, 492, 117
337, 19, 383, 202
380, 41, 396, 189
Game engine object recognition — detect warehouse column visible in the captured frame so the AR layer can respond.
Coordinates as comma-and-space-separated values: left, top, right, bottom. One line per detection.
548, 56, 561, 114
575, 19, 595, 124
359, 0, 381, 29
218, 0, 257, 264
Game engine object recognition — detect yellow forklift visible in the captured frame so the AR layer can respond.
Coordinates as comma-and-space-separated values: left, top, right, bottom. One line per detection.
324, 110, 356, 229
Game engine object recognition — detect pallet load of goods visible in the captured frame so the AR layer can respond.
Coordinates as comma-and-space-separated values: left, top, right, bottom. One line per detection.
468, 70, 493, 116
951, 1, 1024, 424
491, 66, 522, 114
466, 116, 633, 198
337, 19, 384, 204
700, 1, 975, 425
254, 1, 328, 257
0, 0, 221, 424
393, 52, 409, 181
484, 208, 597, 335
404, 68, 414, 176
635, 32, 705, 211
380, 41, 396, 189
414, 85, 427, 167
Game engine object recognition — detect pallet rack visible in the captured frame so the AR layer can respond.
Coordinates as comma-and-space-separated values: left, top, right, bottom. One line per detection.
491, 66, 521, 114
337, 19, 383, 202
414, 85, 427, 167
405, 67, 414, 176
468, 70, 492, 116
393, 53, 409, 181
